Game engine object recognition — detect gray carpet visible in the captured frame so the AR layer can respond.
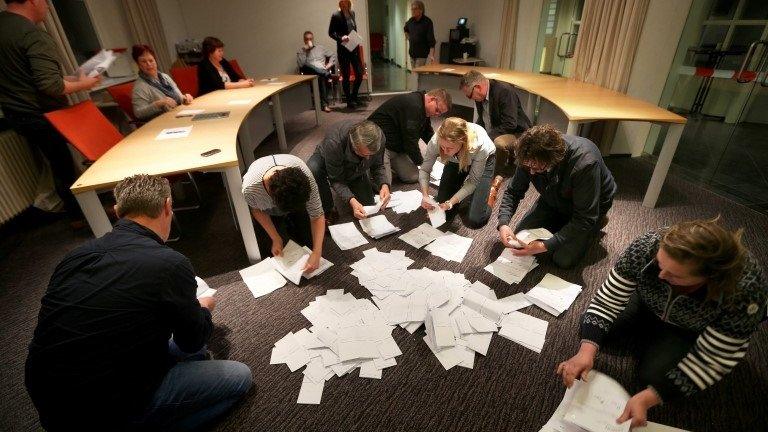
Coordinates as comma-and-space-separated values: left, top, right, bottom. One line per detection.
1, 96, 767, 432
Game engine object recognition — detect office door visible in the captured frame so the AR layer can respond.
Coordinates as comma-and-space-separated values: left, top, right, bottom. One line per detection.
533, 0, 584, 77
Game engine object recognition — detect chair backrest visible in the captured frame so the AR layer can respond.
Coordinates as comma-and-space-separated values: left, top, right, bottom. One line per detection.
229, 58, 245, 79
106, 81, 136, 121
44, 100, 124, 163
170, 65, 199, 97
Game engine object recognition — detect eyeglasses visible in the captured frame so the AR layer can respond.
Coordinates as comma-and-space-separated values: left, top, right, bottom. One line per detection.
521, 160, 549, 173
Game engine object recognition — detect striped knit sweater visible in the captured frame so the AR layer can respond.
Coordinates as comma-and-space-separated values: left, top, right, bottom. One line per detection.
580, 230, 767, 401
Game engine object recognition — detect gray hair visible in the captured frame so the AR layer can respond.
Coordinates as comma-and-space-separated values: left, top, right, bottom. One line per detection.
426, 88, 453, 111
459, 69, 487, 90
411, 1, 425, 12
349, 120, 384, 153
114, 174, 171, 218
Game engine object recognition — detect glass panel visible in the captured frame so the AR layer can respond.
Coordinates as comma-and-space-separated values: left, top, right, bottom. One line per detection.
739, 0, 768, 20
573, 0, 585, 20
698, 25, 728, 50
707, 0, 737, 20
721, 25, 765, 70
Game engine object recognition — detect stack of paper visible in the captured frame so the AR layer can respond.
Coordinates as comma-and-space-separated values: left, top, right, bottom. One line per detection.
78, 49, 116, 77
484, 248, 538, 284
498, 312, 548, 353
239, 259, 287, 298
195, 276, 217, 298
328, 222, 368, 250
526, 274, 582, 317
363, 201, 383, 216
429, 160, 445, 186
398, 223, 446, 248
517, 228, 554, 245
541, 372, 689, 432
384, 190, 423, 214
270, 289, 402, 404
424, 196, 447, 228
359, 214, 400, 239
269, 241, 333, 285
424, 232, 473, 262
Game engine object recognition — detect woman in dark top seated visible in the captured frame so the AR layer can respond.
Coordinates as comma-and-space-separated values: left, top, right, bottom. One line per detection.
197, 36, 254, 95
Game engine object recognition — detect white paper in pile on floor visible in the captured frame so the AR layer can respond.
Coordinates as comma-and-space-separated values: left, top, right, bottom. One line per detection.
270, 289, 403, 405
526, 273, 582, 317
239, 259, 286, 299
359, 214, 400, 239
398, 222, 446, 249
484, 248, 538, 285
328, 222, 368, 250
269, 241, 334, 285
498, 311, 548, 353
424, 232, 473, 262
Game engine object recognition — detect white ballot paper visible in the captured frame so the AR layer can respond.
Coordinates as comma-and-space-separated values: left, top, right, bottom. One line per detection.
562, 371, 632, 432
156, 126, 192, 140
363, 200, 383, 216
328, 222, 368, 250
359, 214, 400, 239
526, 274, 582, 317
424, 232, 472, 262
269, 241, 333, 285
498, 311, 548, 353
425, 196, 446, 228
385, 190, 422, 214
195, 276, 216, 298
176, 109, 205, 117
484, 248, 538, 285
239, 259, 287, 298
398, 223, 445, 248
429, 160, 445, 186
78, 49, 117, 77
517, 227, 554, 245
342, 30, 364, 52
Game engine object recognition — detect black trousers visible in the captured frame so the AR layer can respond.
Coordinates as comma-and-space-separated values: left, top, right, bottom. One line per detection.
515, 198, 612, 269
299, 65, 330, 107
5, 111, 82, 219
435, 155, 495, 229
603, 294, 697, 394
307, 153, 375, 214
338, 47, 363, 102
253, 210, 314, 259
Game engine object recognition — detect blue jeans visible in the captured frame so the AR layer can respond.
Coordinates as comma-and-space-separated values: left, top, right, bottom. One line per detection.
134, 341, 253, 431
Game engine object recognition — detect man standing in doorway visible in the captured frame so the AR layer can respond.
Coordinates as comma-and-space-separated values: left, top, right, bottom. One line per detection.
0, 0, 101, 226
404, 1, 436, 68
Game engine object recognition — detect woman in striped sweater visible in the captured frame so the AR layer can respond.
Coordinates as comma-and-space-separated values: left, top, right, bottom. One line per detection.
557, 217, 766, 427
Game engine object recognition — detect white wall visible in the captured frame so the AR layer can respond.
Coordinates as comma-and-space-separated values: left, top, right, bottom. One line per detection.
156, 0, 189, 63
474, 0, 504, 67
84, 0, 132, 50
423, 0, 478, 61
176, 0, 372, 91
611, 0, 692, 155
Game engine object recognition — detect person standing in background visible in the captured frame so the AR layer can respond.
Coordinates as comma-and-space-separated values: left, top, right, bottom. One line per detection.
329, 0, 365, 109
404, 1, 436, 68
0, 0, 101, 226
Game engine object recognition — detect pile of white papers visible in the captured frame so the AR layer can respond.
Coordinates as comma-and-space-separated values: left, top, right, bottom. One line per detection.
363, 200, 383, 216
270, 289, 402, 404
239, 259, 287, 299
359, 214, 400, 239
398, 223, 446, 249
269, 240, 333, 285
78, 49, 116, 77
328, 222, 368, 250
498, 311, 548, 353
517, 228, 554, 245
541, 372, 690, 432
424, 232, 473, 262
195, 276, 216, 298
525, 274, 582, 317
429, 160, 445, 186
383, 190, 423, 214
484, 248, 538, 284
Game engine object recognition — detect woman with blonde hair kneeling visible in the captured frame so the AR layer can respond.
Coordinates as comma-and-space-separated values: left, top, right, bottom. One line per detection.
556, 217, 766, 428
419, 117, 496, 228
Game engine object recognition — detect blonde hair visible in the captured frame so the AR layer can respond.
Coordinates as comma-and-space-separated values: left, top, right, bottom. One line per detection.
660, 216, 747, 300
437, 117, 476, 172
114, 174, 171, 218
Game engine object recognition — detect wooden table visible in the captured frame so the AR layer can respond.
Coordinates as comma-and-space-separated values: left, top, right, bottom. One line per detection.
414, 64, 686, 208
71, 75, 321, 263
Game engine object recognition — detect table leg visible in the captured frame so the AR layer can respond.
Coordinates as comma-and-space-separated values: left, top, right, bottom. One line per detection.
223, 166, 261, 263
271, 93, 287, 152
643, 123, 684, 208
75, 190, 111, 237
311, 76, 321, 126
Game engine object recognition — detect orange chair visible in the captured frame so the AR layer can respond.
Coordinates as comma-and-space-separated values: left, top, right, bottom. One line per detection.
44, 101, 201, 217
229, 58, 246, 79
105, 81, 147, 130
170, 65, 199, 97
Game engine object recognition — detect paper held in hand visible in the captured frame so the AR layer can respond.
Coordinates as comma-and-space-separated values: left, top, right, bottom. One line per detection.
342, 30, 364, 52
517, 228, 554, 245
194, 276, 216, 298
269, 240, 333, 285
78, 49, 117, 77
425, 196, 446, 228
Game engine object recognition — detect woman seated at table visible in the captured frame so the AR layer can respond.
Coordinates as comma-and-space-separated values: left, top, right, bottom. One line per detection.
419, 117, 496, 229
242, 154, 326, 273
197, 36, 255, 95
131, 44, 192, 121
557, 217, 766, 428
